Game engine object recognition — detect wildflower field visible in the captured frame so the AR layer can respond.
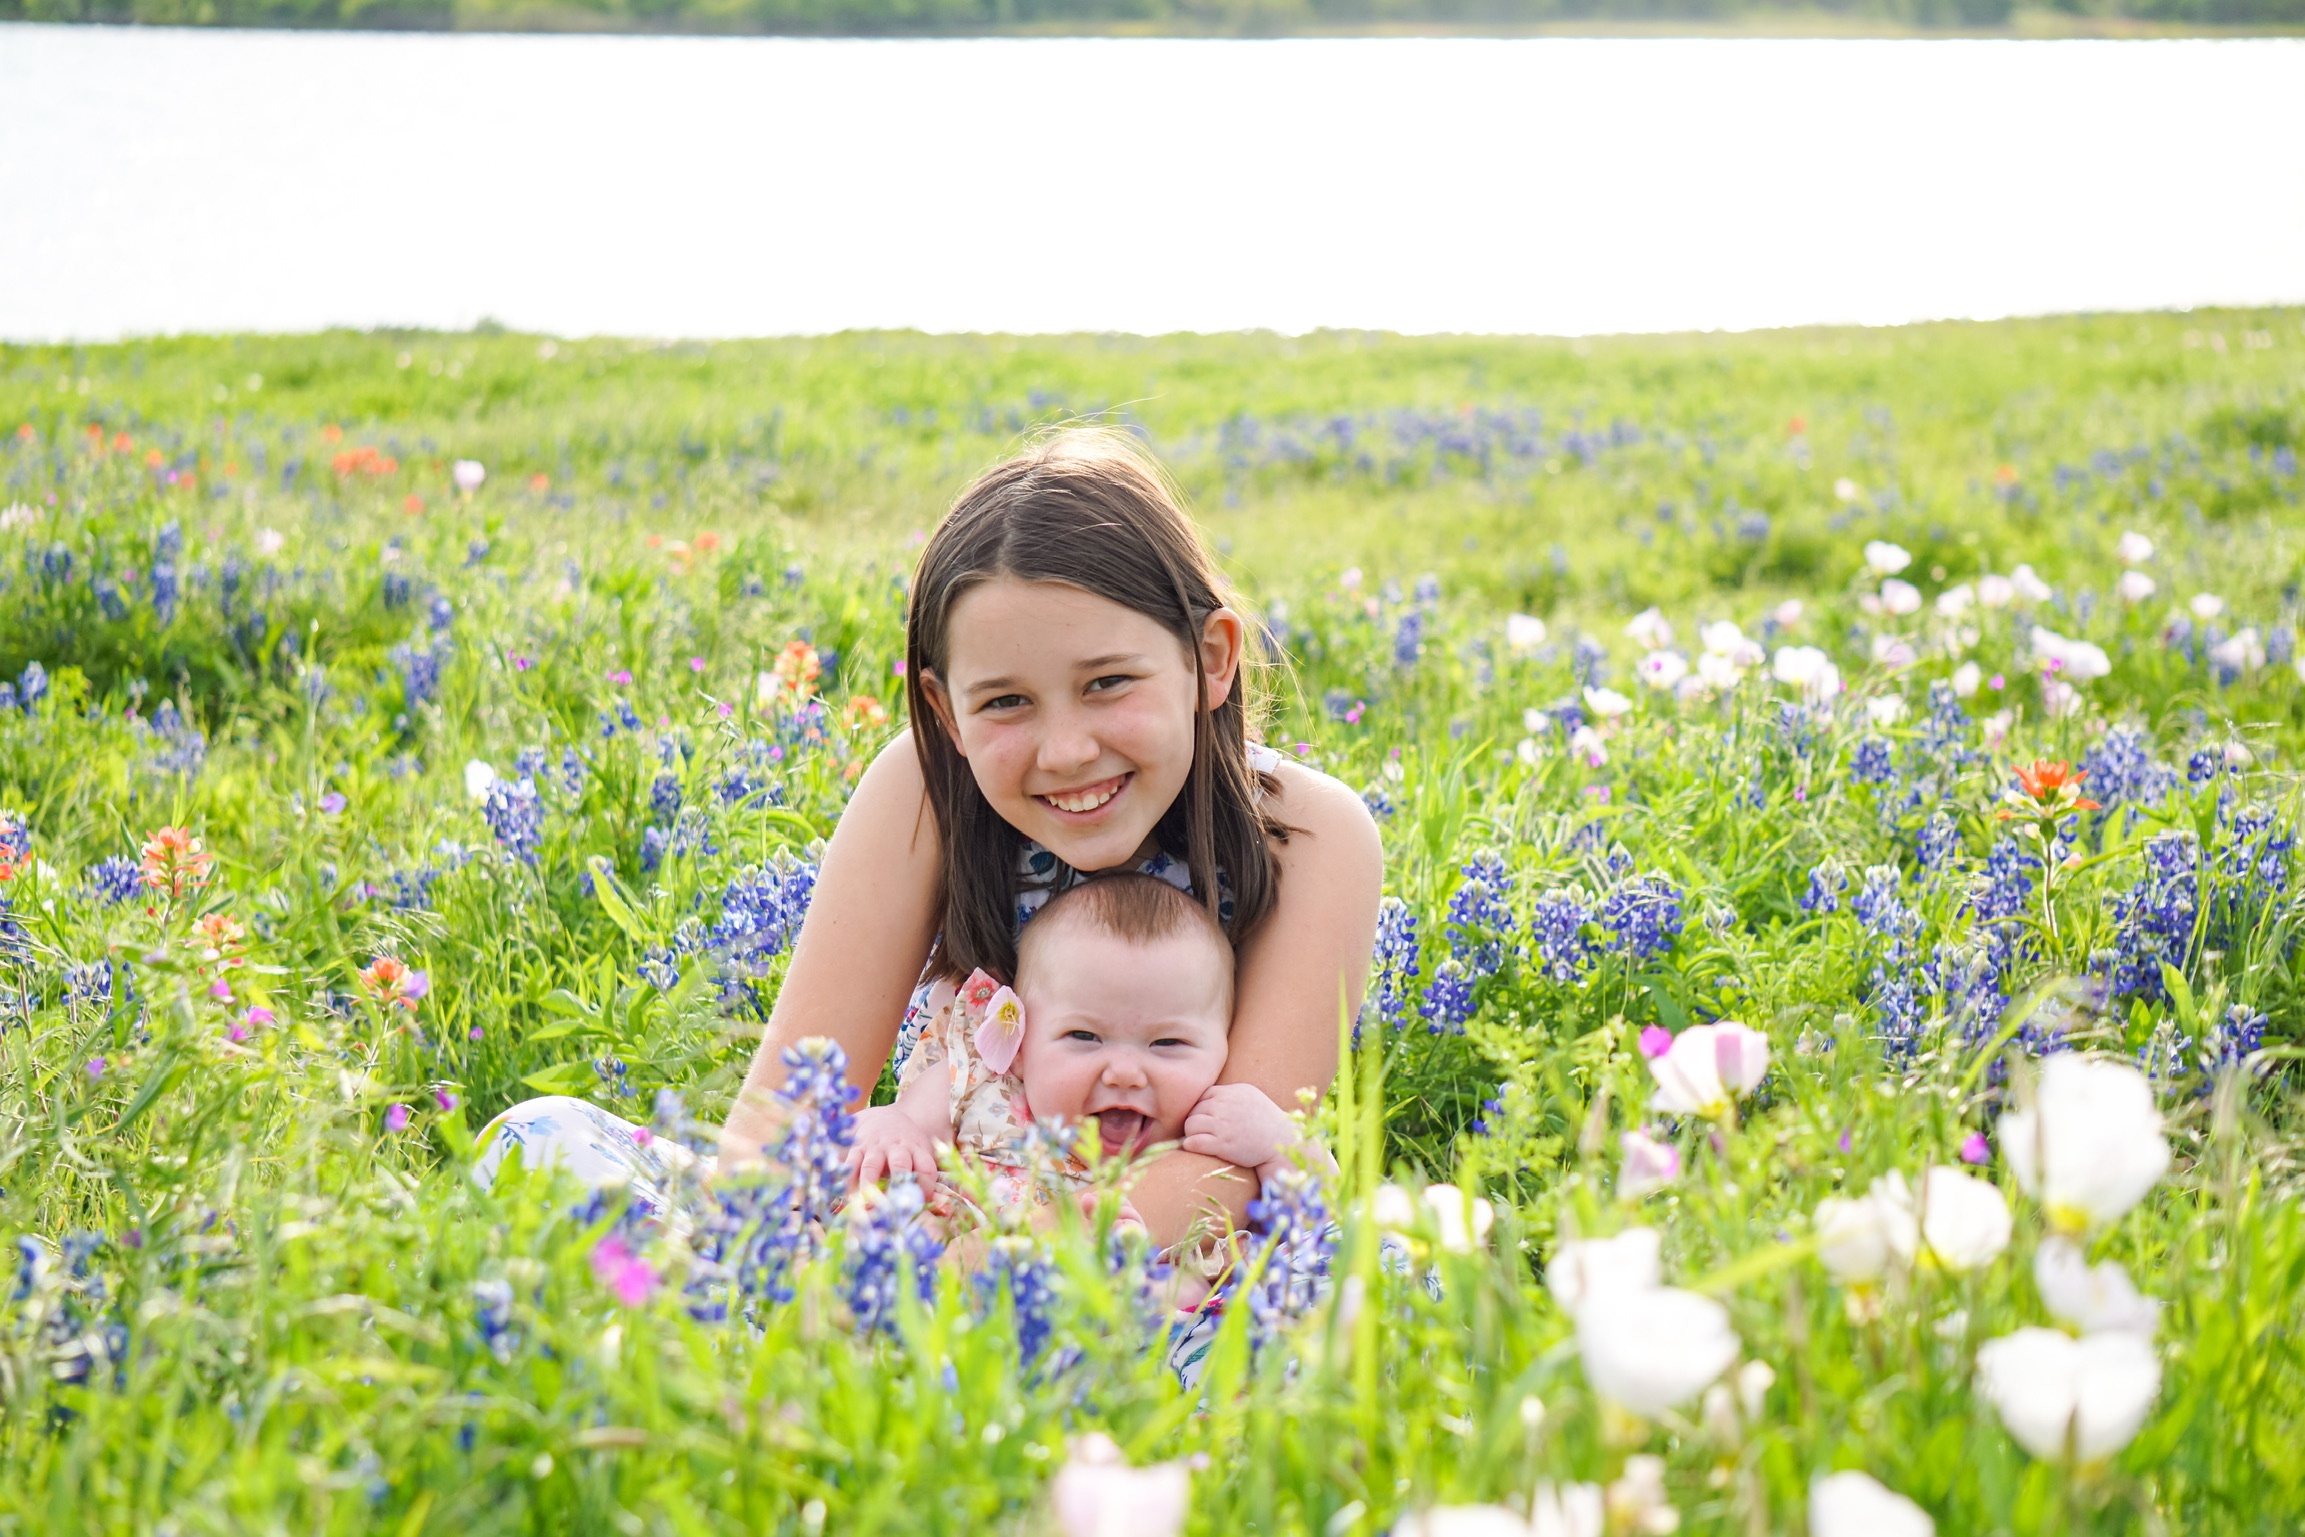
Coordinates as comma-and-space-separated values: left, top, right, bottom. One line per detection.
3, 311, 2304, 1536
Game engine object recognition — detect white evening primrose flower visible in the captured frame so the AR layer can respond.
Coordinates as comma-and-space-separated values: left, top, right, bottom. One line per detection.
1771, 645, 1841, 702
0, 502, 38, 532
2190, 592, 2225, 620
1338, 566, 1363, 591
1983, 709, 2014, 748
1051, 1433, 1190, 1537
1870, 634, 1918, 670
1624, 607, 1674, 651
1582, 686, 1633, 719
2116, 531, 2154, 565
1810, 1471, 1934, 1537
464, 760, 499, 801
1952, 661, 1983, 697
2031, 627, 2112, 683
2210, 627, 2265, 675
1865, 695, 1908, 728
1569, 725, 1608, 766
255, 527, 286, 557
1505, 613, 1548, 653
1618, 1130, 1681, 1202
452, 459, 487, 495
1833, 477, 1861, 502
1516, 737, 1545, 768
2034, 1237, 2159, 1337
1976, 574, 2015, 608
1813, 1180, 1913, 1286
1696, 650, 1744, 692
1603, 1456, 1678, 1537
2117, 570, 2157, 603
1700, 620, 1763, 666
1523, 707, 1549, 735
1392, 1506, 1552, 1537
1636, 651, 1689, 691
1647, 1022, 1770, 1119
1577, 1286, 1741, 1418
1772, 598, 1805, 628
1420, 1183, 1497, 1253
1529, 1483, 1607, 1537
1935, 582, 1975, 617
1879, 579, 1922, 617
1975, 1327, 2161, 1465
2011, 564, 2053, 603
1545, 1227, 1662, 1318
1864, 540, 1912, 576
2040, 677, 2081, 718
1891, 1165, 2012, 1273
2000, 1055, 2170, 1235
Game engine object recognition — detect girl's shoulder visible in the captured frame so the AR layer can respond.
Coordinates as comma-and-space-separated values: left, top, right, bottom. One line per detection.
1256, 747, 1380, 846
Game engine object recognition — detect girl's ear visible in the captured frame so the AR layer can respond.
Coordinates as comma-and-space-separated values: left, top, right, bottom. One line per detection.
1197, 608, 1246, 712
918, 669, 968, 757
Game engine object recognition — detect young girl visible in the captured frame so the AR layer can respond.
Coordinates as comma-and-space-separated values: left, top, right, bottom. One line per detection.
860, 871, 1323, 1226
482, 430, 1382, 1250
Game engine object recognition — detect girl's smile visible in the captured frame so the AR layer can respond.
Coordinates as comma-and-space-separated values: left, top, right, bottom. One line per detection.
1035, 771, 1132, 818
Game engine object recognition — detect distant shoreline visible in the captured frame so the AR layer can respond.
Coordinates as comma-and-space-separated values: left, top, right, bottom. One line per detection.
8, 10, 2302, 39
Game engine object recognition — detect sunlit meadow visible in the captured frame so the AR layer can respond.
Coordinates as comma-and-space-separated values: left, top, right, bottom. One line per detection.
1, 313, 2302, 1535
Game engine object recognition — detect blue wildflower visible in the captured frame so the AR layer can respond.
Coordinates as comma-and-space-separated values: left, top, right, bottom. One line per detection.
1239, 1165, 1335, 1354
483, 777, 543, 864
1529, 891, 1596, 983
1601, 876, 1683, 964
1364, 896, 1421, 1038
86, 856, 140, 906
844, 1177, 943, 1339
1801, 861, 1847, 914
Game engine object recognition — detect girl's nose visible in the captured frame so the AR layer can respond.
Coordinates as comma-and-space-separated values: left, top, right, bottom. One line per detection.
1037, 713, 1099, 775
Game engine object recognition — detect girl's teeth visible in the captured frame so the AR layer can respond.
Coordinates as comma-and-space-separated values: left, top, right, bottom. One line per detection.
1048, 784, 1116, 813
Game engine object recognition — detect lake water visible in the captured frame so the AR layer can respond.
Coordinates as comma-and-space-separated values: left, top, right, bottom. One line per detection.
3, 25, 2301, 340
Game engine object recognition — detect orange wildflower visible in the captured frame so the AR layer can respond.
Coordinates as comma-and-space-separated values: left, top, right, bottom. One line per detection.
403, 494, 426, 515
321, 424, 344, 444
331, 446, 396, 478
529, 473, 550, 494
843, 694, 889, 730
139, 825, 216, 899
774, 640, 822, 699
357, 956, 427, 1011
693, 531, 721, 553
192, 911, 247, 965
1998, 758, 2101, 819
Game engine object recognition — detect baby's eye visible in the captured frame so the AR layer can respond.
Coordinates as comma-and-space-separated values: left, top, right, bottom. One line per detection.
1064, 1029, 1100, 1044
1153, 1037, 1192, 1049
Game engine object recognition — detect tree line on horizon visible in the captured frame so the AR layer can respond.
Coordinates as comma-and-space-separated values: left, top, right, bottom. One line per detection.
9, 0, 2301, 34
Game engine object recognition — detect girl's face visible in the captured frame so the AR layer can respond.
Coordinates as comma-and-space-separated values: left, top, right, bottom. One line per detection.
1012, 925, 1232, 1159
925, 578, 1242, 874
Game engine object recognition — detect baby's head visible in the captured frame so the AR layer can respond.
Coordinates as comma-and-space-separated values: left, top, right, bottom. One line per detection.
1011, 873, 1233, 1159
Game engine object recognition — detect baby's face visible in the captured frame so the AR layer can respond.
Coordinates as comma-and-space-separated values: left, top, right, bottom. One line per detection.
1012, 925, 1230, 1160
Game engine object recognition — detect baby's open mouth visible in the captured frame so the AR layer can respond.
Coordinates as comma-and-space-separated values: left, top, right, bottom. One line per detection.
1093, 1108, 1150, 1157
1035, 773, 1130, 816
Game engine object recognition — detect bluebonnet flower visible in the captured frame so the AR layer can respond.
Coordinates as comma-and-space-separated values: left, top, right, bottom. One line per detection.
2103, 832, 2198, 1002
140, 701, 207, 779
2187, 748, 2224, 785
1919, 811, 1961, 870
648, 771, 683, 826
1871, 965, 1925, 1061
593, 1057, 633, 1098
2079, 725, 2177, 814
86, 856, 140, 906
385, 864, 441, 911
1413, 573, 1441, 603
844, 1177, 943, 1339
1418, 958, 1475, 1036
93, 576, 128, 621
1775, 702, 1818, 757
1572, 637, 1608, 687
150, 535, 180, 624
1601, 876, 1683, 964
716, 747, 786, 808
2203, 1004, 2268, 1079
770, 1038, 856, 1225
428, 594, 455, 634
599, 699, 643, 737
17, 661, 45, 712
1850, 736, 1895, 785
1239, 1164, 1335, 1354
557, 746, 589, 796
1363, 897, 1421, 1039
1444, 855, 1516, 978
977, 1236, 1061, 1368
1916, 682, 1973, 767
1971, 839, 2037, 933
1360, 784, 1396, 821
2135, 1019, 2196, 1093
1529, 891, 1596, 983
1801, 861, 1847, 915
705, 854, 819, 1011
471, 1279, 518, 1363
382, 570, 411, 609
63, 959, 117, 1017
513, 747, 549, 781
1925, 940, 2005, 1046
482, 777, 543, 864
1850, 865, 1917, 952
391, 643, 443, 709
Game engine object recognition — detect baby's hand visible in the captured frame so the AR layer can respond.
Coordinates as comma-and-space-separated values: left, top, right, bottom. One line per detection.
1180, 1083, 1298, 1173
846, 1105, 945, 1193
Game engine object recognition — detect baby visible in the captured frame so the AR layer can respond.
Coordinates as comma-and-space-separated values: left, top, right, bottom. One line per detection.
846, 872, 1318, 1225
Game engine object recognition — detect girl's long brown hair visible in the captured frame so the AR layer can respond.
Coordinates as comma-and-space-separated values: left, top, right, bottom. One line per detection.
905, 429, 1288, 983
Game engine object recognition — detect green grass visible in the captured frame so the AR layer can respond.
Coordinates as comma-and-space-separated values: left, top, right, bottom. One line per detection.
0, 310, 2302, 1534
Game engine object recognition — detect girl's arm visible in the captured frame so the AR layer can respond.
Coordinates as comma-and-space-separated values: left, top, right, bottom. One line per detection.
1123, 762, 1382, 1245
718, 732, 943, 1171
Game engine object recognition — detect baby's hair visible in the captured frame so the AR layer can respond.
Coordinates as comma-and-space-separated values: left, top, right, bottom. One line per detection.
906, 427, 1292, 983
1016, 872, 1236, 1016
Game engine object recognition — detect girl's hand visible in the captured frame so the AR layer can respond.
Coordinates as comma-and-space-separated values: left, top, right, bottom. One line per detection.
1073, 1187, 1148, 1239
846, 1105, 945, 1193
1180, 1082, 1298, 1173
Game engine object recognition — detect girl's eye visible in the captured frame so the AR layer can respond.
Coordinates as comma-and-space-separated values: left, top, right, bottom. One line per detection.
979, 693, 1027, 712
1085, 674, 1134, 695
